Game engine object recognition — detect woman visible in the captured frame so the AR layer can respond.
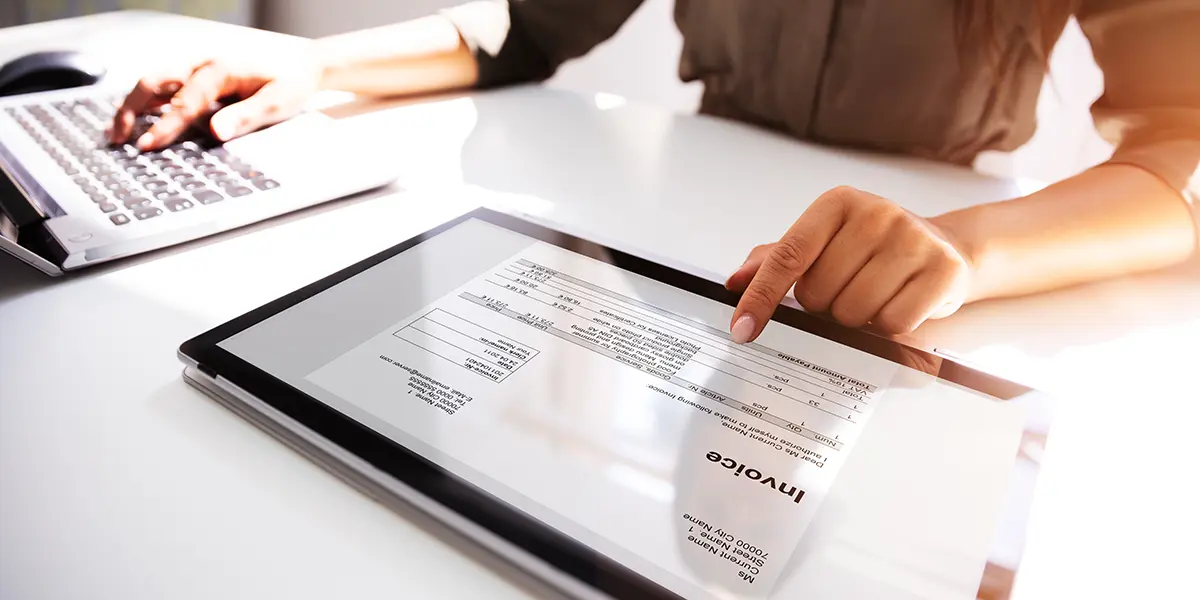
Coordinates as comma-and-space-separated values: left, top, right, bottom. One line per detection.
109, 0, 1200, 342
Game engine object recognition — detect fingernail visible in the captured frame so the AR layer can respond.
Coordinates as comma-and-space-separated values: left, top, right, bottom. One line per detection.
135, 132, 153, 149
731, 315, 756, 344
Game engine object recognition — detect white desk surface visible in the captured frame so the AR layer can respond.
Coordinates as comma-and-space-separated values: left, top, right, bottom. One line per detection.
2, 12, 1199, 600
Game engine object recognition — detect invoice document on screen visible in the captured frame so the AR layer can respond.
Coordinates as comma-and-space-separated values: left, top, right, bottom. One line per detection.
302, 231, 903, 599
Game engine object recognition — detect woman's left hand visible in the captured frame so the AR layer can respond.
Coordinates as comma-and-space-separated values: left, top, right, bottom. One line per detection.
725, 186, 975, 342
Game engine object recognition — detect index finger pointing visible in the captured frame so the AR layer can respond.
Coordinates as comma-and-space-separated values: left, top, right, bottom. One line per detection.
729, 189, 850, 343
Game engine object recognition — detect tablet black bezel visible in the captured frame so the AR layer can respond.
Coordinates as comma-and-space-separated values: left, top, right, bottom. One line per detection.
180, 207, 1036, 599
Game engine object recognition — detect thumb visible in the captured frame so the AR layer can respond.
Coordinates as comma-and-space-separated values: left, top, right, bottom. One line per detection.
725, 244, 776, 291
209, 81, 293, 141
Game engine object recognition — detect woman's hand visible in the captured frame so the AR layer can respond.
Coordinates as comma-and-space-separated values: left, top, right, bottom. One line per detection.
108, 51, 322, 151
725, 186, 975, 342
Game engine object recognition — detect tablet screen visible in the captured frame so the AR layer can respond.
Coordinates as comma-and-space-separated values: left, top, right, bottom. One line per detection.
214, 215, 1050, 600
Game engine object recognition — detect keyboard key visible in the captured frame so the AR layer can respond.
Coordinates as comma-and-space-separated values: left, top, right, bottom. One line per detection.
123, 197, 151, 209
73, 176, 90, 186
227, 186, 253, 198
170, 172, 196, 183
99, 202, 118, 213
133, 207, 163, 220
164, 197, 194, 212
109, 213, 131, 226
251, 178, 279, 191
236, 169, 264, 180
88, 192, 107, 203
142, 180, 170, 191
181, 180, 206, 191
192, 190, 223, 204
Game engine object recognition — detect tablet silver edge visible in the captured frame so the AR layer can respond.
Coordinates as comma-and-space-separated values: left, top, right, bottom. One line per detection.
178, 359, 612, 600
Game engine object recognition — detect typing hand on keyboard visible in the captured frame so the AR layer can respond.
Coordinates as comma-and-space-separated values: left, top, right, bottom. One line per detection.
9, 95, 281, 227
108, 55, 321, 151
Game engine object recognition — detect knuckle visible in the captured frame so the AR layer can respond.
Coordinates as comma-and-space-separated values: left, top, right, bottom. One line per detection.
825, 185, 859, 201
740, 283, 780, 311
927, 244, 969, 277
861, 206, 901, 238
196, 59, 222, 75
812, 185, 857, 212
872, 203, 908, 230
767, 237, 811, 274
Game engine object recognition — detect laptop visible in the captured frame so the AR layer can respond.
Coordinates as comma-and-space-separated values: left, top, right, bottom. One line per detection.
0, 85, 398, 275
179, 207, 1057, 600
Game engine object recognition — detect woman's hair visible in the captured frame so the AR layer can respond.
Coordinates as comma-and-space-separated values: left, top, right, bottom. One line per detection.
956, 0, 1076, 66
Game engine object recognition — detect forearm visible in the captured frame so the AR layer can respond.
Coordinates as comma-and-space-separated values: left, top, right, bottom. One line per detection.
314, 15, 478, 97
933, 164, 1197, 303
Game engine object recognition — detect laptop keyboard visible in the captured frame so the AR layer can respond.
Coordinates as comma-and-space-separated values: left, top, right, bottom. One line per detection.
4, 94, 280, 227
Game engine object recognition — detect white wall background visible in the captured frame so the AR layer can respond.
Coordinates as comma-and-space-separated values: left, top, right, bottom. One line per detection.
261, 0, 1114, 185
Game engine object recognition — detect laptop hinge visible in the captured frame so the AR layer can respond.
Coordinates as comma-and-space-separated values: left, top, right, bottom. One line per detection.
0, 176, 43, 228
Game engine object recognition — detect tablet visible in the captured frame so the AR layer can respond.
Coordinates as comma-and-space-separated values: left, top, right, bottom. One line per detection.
179, 207, 1055, 600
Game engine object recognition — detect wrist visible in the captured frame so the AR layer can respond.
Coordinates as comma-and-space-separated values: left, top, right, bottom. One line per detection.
929, 206, 991, 303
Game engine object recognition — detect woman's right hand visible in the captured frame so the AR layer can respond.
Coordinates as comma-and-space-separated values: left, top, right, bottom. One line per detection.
108, 51, 323, 151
